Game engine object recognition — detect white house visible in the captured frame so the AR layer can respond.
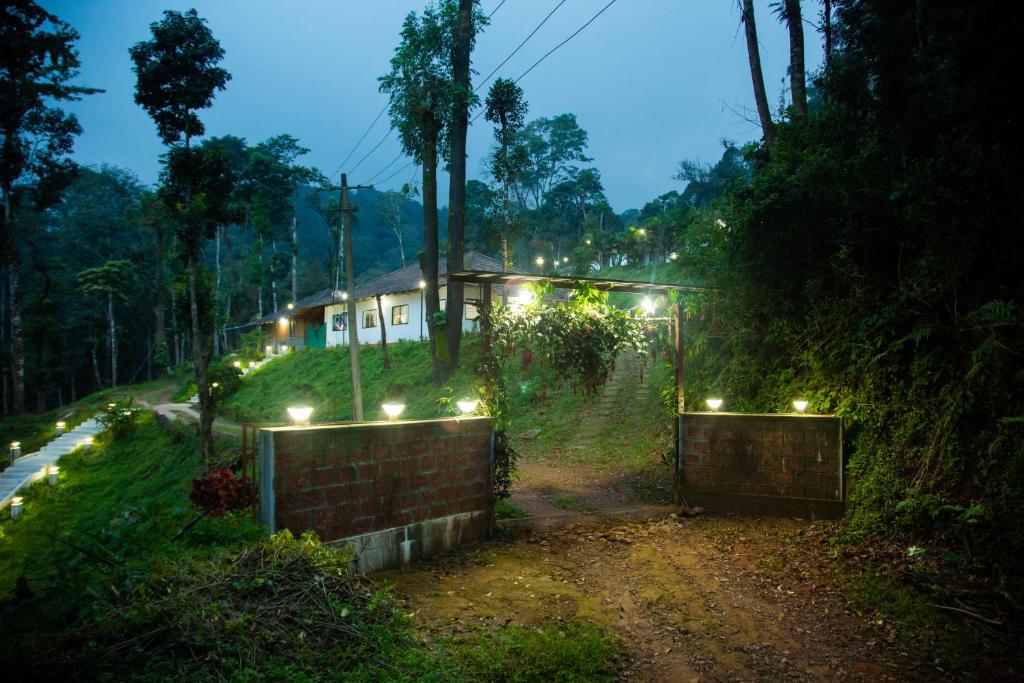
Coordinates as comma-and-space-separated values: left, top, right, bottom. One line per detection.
250, 252, 521, 350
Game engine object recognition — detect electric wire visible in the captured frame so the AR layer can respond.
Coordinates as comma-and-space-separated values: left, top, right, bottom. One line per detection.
329, 104, 387, 179
474, 0, 566, 93
487, 0, 507, 20
361, 151, 405, 185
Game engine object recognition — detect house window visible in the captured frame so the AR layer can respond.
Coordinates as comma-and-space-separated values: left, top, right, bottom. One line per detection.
362, 309, 378, 329
439, 299, 447, 311
392, 304, 409, 325
331, 313, 347, 332
465, 302, 480, 321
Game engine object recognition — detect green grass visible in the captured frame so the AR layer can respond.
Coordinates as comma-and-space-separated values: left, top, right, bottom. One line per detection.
222, 338, 482, 424
495, 498, 528, 519
550, 492, 599, 513
446, 620, 623, 682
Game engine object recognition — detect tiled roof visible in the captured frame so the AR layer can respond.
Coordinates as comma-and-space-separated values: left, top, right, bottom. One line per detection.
252, 251, 508, 325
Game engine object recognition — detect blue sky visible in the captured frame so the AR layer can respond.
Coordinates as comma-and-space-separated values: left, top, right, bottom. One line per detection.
45, 0, 823, 211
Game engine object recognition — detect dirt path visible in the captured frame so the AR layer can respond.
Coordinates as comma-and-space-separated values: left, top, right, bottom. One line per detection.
385, 513, 928, 681
136, 385, 242, 437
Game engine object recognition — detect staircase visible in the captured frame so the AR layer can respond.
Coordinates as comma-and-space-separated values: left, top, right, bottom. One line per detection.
0, 418, 103, 510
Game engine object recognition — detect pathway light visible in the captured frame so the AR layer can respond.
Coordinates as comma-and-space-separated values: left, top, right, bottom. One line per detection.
10, 497, 23, 519
456, 399, 479, 416
82, 436, 93, 452
56, 421, 66, 435
382, 403, 406, 421
265, 344, 273, 355
280, 344, 289, 353
48, 465, 59, 485
287, 406, 314, 426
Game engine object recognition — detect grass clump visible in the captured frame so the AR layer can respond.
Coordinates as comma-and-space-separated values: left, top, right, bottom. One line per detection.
495, 499, 528, 520
448, 620, 623, 682
550, 492, 599, 513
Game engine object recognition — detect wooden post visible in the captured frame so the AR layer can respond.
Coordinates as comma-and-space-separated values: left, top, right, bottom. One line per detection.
342, 174, 363, 421
481, 281, 492, 356
673, 298, 686, 504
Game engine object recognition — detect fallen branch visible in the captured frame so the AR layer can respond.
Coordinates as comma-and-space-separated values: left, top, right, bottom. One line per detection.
931, 603, 1004, 626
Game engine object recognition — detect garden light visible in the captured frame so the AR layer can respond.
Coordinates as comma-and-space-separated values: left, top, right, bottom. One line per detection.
793, 399, 809, 414
233, 361, 242, 369
9, 441, 20, 464
211, 382, 220, 388
48, 465, 59, 486
669, 252, 679, 260
514, 289, 535, 306
585, 239, 592, 245
562, 256, 569, 263
641, 297, 656, 316
56, 421, 66, 435
287, 302, 294, 310
716, 218, 727, 228
280, 344, 289, 353
456, 399, 479, 416
638, 228, 646, 236
535, 256, 544, 267
265, 344, 273, 355
107, 403, 116, 409
10, 497, 24, 519
418, 280, 426, 289
382, 403, 406, 421
287, 406, 314, 426
82, 436, 93, 452
706, 398, 723, 412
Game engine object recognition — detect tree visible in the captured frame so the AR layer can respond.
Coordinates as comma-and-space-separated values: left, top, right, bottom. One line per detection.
0, 0, 99, 413
740, 0, 775, 144
380, 6, 451, 381
375, 190, 411, 267
516, 114, 592, 208
444, 0, 485, 373
773, 0, 807, 115
77, 260, 135, 387
131, 8, 231, 460
484, 77, 528, 269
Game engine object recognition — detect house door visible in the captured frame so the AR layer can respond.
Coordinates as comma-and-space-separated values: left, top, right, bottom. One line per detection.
305, 323, 326, 349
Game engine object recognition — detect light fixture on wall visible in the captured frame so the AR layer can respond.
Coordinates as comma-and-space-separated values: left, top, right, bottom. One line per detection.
382, 403, 406, 421
10, 496, 24, 519
706, 398, 723, 412
55, 421, 66, 435
286, 406, 313, 426
341, 292, 349, 301
418, 280, 426, 289
456, 399, 479, 416
48, 465, 59, 486
641, 297, 656, 316
792, 399, 809, 414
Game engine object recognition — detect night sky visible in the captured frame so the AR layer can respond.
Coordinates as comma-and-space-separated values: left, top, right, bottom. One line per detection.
44, 0, 823, 210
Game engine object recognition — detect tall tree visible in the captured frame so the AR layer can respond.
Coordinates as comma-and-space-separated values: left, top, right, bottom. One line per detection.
515, 114, 592, 208
444, 0, 485, 372
774, 0, 807, 115
380, 6, 450, 381
484, 77, 528, 270
0, 0, 98, 414
130, 8, 231, 460
740, 0, 776, 144
77, 260, 135, 387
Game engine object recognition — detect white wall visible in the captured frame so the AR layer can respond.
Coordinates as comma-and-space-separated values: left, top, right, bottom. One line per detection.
324, 283, 503, 347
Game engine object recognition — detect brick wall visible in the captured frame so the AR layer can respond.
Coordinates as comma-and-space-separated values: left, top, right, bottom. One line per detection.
258, 417, 493, 570
678, 413, 844, 519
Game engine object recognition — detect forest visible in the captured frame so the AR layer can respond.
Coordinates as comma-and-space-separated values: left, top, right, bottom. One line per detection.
1, 0, 1023, 678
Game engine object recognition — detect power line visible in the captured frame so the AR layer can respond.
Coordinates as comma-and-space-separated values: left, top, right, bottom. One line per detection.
487, 0, 507, 20
475, 0, 567, 94
348, 128, 392, 176
471, 0, 620, 125
376, 160, 416, 188
330, 104, 387, 179
361, 150, 405, 185
514, 0, 618, 84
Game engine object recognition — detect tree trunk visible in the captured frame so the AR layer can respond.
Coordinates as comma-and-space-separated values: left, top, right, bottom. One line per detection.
154, 220, 166, 370
188, 254, 214, 461
108, 292, 117, 387
6, 260, 24, 414
271, 241, 279, 312
291, 208, 298, 304
445, 0, 475, 376
341, 175, 363, 421
91, 331, 103, 391
257, 235, 264, 318
822, 0, 832, 82
376, 294, 390, 369
421, 122, 443, 382
213, 227, 221, 356
784, 0, 807, 116
741, 0, 776, 144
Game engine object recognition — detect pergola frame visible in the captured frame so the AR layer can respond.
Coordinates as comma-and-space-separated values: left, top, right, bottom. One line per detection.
449, 269, 723, 503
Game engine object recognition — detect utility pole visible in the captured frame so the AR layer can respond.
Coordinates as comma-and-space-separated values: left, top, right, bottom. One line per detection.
316, 174, 373, 421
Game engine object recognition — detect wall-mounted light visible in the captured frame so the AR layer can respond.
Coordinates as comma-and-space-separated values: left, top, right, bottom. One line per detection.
382, 403, 406, 421
48, 465, 60, 486
287, 302, 294, 310
278, 317, 288, 327
55, 421, 66, 435
341, 292, 349, 301
418, 280, 426, 289
10, 496, 24, 519
706, 398, 723, 412
793, 399, 809, 414
456, 399, 479, 416
641, 297, 656, 316
287, 405, 313, 426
